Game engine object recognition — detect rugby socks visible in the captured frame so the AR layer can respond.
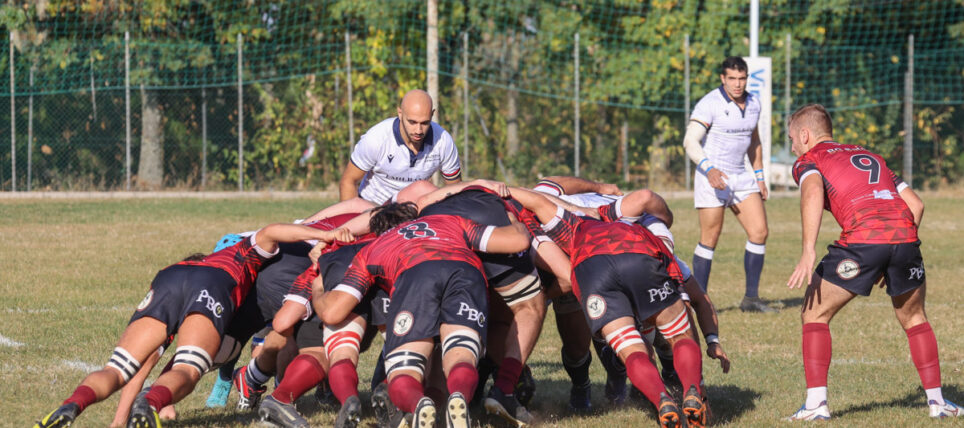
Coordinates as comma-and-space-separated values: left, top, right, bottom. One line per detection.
144, 385, 173, 411
370, 351, 387, 391
802, 323, 832, 389
592, 338, 626, 379
271, 354, 326, 404
692, 244, 714, 292
63, 385, 97, 413
388, 374, 424, 413
447, 362, 480, 402
328, 360, 359, 404
561, 348, 592, 389
218, 355, 240, 382
625, 351, 666, 407
671, 338, 703, 396
245, 358, 272, 388
906, 322, 944, 404
494, 357, 524, 395
744, 241, 766, 298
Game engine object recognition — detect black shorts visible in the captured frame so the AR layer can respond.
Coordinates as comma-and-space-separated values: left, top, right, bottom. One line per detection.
294, 316, 325, 349
256, 242, 313, 320
223, 287, 269, 344
816, 241, 925, 297
572, 253, 681, 336
130, 264, 236, 338
383, 261, 488, 354
480, 251, 537, 289
369, 287, 391, 327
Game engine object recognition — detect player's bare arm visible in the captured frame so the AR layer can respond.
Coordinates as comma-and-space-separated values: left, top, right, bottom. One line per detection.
339, 161, 368, 201
302, 197, 376, 223
483, 222, 533, 254
316, 289, 359, 326
787, 173, 825, 289
271, 300, 308, 336
507, 186, 562, 224
898, 186, 925, 226
747, 127, 768, 200
541, 175, 622, 195
618, 189, 673, 227
682, 278, 729, 373
256, 224, 353, 254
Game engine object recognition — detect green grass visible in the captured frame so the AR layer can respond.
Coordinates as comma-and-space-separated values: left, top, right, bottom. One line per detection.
2, 195, 962, 427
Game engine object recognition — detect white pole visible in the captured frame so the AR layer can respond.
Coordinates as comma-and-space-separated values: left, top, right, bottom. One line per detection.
427, 0, 439, 122
346, 31, 354, 152
750, 0, 759, 57
573, 32, 580, 177
903, 34, 914, 187
9, 32, 15, 192
684, 34, 691, 190
462, 32, 469, 178
785, 33, 791, 157
201, 87, 207, 188
125, 31, 131, 190
27, 64, 32, 191
237, 33, 243, 192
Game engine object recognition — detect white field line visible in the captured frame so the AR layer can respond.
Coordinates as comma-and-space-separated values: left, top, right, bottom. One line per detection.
61, 359, 102, 373
0, 334, 24, 348
7, 305, 129, 314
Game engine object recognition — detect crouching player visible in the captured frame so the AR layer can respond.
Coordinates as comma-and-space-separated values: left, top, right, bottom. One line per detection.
511, 188, 708, 428
316, 203, 532, 428
34, 224, 351, 428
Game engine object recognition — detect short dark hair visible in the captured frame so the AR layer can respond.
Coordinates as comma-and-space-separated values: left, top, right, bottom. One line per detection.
720, 56, 748, 75
788, 103, 833, 138
181, 253, 207, 262
369, 202, 419, 235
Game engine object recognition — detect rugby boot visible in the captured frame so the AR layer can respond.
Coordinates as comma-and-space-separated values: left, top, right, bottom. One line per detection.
205, 376, 232, 408
445, 392, 471, 428
233, 365, 267, 411
739, 296, 776, 313
34, 403, 79, 428
485, 387, 533, 426
372, 382, 402, 428
412, 396, 437, 428
785, 401, 831, 421
681, 385, 707, 427
314, 379, 339, 409
568, 380, 592, 412
334, 395, 362, 428
127, 392, 162, 428
514, 364, 536, 407
929, 399, 963, 418
258, 395, 309, 428
656, 392, 682, 428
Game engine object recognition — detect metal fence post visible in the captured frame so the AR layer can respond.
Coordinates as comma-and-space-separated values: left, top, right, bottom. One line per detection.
684, 34, 691, 190
125, 31, 131, 190
427, 0, 438, 122
27, 64, 32, 191
201, 87, 207, 188
462, 32, 469, 178
903, 34, 914, 187
785, 33, 791, 158
237, 33, 243, 192
9, 32, 15, 192
573, 32, 580, 177
346, 31, 354, 153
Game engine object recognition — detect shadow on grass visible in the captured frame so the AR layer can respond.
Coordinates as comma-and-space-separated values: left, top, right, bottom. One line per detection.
716, 296, 802, 314
705, 384, 763, 424
174, 392, 338, 427
834, 384, 964, 418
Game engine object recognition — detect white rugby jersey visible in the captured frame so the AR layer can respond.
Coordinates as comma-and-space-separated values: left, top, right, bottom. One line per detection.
351, 117, 462, 204
690, 86, 761, 175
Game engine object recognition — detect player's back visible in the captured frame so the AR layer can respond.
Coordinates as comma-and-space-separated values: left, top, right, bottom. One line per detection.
419, 186, 511, 226
793, 142, 917, 245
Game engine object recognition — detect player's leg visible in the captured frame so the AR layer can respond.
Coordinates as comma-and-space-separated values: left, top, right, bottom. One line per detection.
324, 316, 368, 428
234, 329, 287, 410
259, 346, 327, 428
730, 193, 773, 312
385, 340, 435, 426
693, 207, 724, 292
553, 294, 595, 411
649, 299, 706, 427
491, 270, 545, 408
440, 323, 484, 428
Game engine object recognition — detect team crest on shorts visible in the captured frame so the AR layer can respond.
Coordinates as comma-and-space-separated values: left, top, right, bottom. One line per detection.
586, 295, 606, 320
393, 311, 414, 336
836, 259, 860, 280
136, 290, 154, 311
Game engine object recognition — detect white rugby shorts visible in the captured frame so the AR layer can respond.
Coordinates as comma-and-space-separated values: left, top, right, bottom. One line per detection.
693, 170, 759, 208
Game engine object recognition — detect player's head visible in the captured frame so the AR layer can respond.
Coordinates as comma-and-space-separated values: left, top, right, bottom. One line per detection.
788, 103, 833, 157
395, 179, 439, 205
370, 202, 419, 235
397, 89, 435, 146
719, 56, 748, 100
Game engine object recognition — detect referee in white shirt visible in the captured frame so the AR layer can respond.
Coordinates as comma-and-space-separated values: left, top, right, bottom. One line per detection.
339, 89, 462, 204
682, 56, 773, 313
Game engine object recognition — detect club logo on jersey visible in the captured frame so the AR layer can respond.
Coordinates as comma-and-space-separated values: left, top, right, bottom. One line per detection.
909, 265, 925, 281
836, 259, 860, 280
136, 290, 154, 311
649, 281, 676, 303
393, 311, 414, 336
586, 295, 606, 320
196, 289, 225, 318
456, 302, 486, 328
398, 222, 436, 239
387, 154, 394, 163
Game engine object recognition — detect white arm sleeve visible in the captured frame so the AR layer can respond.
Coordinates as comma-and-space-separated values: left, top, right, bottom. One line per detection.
683, 121, 710, 170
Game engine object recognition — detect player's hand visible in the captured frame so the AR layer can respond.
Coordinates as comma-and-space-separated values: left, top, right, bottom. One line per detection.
706, 343, 731, 374
707, 168, 728, 190
331, 227, 355, 243
597, 183, 623, 196
473, 179, 509, 198
758, 180, 769, 201
787, 250, 816, 289
308, 240, 328, 267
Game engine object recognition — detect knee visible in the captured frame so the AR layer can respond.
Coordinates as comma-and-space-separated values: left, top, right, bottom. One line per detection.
748, 227, 768, 244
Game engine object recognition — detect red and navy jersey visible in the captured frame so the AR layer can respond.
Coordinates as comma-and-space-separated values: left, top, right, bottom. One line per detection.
544, 205, 683, 282
419, 185, 543, 241
286, 212, 373, 299
337, 214, 493, 300
176, 234, 276, 309
288, 237, 374, 300
792, 141, 917, 245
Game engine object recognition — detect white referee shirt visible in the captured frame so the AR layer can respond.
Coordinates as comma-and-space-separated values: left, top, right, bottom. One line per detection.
690, 86, 761, 175
350, 117, 462, 204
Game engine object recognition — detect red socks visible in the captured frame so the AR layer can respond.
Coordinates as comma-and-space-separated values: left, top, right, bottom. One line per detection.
494, 357, 523, 395
63, 385, 97, 413
388, 374, 424, 413
447, 362, 479, 402
625, 352, 665, 406
906, 322, 941, 389
328, 360, 360, 404
672, 338, 703, 395
802, 322, 832, 388
271, 354, 326, 404
144, 385, 173, 411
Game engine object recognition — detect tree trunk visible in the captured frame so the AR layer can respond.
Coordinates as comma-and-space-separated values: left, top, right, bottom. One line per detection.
137, 85, 164, 190
506, 32, 519, 157
648, 115, 668, 189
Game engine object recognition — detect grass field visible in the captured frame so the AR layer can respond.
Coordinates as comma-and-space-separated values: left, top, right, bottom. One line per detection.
2, 194, 963, 427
